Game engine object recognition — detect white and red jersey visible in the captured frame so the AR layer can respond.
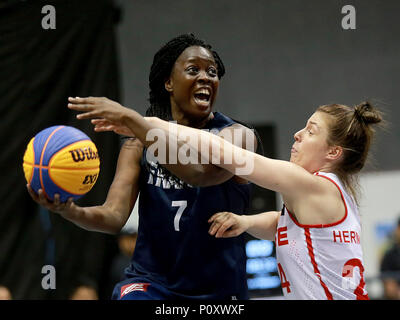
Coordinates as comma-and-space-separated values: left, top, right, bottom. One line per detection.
275, 172, 369, 300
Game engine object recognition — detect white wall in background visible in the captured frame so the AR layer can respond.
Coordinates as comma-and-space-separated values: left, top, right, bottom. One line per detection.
359, 170, 400, 298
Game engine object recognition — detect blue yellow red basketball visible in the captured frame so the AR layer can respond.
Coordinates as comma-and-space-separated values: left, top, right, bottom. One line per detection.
23, 125, 100, 202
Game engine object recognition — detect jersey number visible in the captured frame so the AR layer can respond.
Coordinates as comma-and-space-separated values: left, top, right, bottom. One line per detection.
278, 260, 367, 299
277, 263, 291, 294
171, 200, 187, 232
342, 258, 369, 300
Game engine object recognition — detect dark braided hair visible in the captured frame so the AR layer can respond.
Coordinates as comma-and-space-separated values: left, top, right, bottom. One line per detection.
146, 33, 225, 120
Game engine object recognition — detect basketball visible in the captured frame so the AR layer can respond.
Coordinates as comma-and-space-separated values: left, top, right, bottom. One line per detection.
23, 125, 100, 202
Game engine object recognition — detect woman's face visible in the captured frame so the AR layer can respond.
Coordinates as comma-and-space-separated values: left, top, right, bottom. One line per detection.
165, 46, 219, 123
290, 111, 334, 173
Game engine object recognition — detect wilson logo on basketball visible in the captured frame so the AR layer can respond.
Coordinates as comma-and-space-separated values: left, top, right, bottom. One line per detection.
69, 147, 99, 162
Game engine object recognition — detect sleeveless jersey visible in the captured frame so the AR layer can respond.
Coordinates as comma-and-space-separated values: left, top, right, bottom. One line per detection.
125, 112, 252, 299
275, 172, 369, 300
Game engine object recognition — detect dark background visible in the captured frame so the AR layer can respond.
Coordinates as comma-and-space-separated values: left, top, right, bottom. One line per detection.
0, 0, 399, 299
0, 0, 121, 299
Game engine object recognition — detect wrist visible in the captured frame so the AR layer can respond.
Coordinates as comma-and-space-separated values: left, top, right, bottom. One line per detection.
241, 214, 253, 231
58, 203, 79, 219
120, 107, 137, 126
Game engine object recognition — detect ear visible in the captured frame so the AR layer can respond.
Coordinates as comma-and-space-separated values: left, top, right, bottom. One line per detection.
164, 78, 173, 93
326, 145, 343, 161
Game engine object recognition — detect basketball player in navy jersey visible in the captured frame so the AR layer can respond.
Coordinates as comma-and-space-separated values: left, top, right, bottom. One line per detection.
29, 34, 258, 300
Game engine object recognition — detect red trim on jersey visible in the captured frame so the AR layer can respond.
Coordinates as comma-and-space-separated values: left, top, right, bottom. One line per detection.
304, 228, 334, 300
286, 172, 348, 229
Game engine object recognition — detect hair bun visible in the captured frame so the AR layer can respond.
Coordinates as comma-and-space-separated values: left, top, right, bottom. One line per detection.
354, 101, 382, 125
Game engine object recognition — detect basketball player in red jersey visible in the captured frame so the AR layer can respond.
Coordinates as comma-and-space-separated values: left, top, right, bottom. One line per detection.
205, 102, 383, 299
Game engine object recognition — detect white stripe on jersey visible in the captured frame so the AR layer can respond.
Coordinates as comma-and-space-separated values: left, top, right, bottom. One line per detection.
275, 172, 369, 300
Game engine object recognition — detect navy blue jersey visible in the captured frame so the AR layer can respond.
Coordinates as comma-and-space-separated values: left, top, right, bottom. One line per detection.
124, 112, 252, 299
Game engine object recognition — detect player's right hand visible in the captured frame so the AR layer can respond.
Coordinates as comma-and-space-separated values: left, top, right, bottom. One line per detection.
26, 184, 76, 215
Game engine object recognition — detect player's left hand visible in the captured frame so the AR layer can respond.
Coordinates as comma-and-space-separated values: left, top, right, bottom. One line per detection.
67, 97, 136, 137
208, 211, 249, 238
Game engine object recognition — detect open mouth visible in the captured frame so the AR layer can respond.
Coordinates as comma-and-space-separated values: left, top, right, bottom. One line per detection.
194, 93, 210, 102
193, 88, 211, 107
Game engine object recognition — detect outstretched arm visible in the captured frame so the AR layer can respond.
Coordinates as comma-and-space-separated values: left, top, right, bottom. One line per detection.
67, 96, 318, 199
144, 117, 320, 200
68, 97, 256, 187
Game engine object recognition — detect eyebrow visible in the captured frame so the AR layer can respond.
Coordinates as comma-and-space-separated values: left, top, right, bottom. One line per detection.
186, 57, 216, 65
308, 121, 320, 130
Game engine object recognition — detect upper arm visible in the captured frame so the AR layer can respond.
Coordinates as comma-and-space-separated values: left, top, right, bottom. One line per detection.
243, 153, 319, 199
103, 138, 143, 227
245, 163, 345, 226
230, 151, 346, 224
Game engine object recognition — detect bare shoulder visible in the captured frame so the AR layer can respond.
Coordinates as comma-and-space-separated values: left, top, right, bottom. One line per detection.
289, 174, 346, 225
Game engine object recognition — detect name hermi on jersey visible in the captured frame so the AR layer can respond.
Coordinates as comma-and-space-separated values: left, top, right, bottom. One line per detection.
274, 172, 368, 300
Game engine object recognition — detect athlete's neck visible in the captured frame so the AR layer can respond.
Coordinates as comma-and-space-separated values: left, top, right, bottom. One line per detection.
172, 109, 214, 129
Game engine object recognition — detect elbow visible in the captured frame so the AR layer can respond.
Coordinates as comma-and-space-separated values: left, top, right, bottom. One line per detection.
108, 214, 129, 235
98, 204, 128, 235
84, 222, 123, 235
108, 227, 123, 235
102, 222, 124, 235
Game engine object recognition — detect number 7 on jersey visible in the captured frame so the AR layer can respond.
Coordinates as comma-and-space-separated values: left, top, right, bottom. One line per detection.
172, 200, 187, 231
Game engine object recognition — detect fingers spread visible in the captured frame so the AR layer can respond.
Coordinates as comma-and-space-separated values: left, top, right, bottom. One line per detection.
67, 103, 93, 112
67, 96, 97, 119
91, 119, 107, 125
76, 111, 97, 120
68, 97, 96, 104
